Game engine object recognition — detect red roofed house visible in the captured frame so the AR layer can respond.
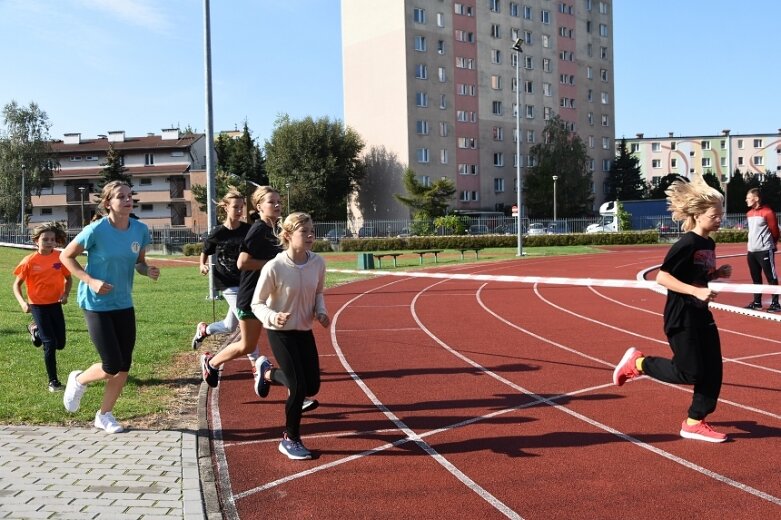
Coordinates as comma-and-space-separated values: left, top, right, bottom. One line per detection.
31, 128, 208, 230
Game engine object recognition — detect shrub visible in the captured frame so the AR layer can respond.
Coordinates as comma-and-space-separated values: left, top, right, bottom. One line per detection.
182, 243, 203, 256
311, 240, 333, 253
712, 229, 748, 243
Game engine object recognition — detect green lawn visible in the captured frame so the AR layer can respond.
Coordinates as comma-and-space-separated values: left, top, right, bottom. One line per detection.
0, 244, 603, 425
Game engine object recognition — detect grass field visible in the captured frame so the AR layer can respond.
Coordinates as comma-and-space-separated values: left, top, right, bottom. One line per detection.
0, 244, 603, 425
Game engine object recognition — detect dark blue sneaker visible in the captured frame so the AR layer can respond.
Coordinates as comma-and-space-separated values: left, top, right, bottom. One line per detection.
302, 399, 319, 413
278, 433, 311, 460
745, 301, 762, 310
254, 356, 272, 398
767, 302, 781, 313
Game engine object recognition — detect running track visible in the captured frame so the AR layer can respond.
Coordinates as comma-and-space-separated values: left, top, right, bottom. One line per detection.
205, 244, 781, 519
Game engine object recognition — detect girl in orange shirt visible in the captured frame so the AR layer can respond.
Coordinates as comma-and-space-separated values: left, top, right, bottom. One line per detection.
12, 222, 72, 392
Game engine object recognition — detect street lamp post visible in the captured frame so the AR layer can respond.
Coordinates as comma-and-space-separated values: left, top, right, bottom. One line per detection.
20, 165, 26, 235
512, 38, 524, 256
285, 182, 291, 214
78, 186, 86, 226
552, 175, 558, 221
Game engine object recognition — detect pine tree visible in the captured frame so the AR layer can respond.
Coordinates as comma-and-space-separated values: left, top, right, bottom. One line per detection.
606, 138, 644, 201
97, 142, 132, 189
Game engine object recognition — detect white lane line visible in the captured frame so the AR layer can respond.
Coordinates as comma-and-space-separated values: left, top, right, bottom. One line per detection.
209, 384, 240, 519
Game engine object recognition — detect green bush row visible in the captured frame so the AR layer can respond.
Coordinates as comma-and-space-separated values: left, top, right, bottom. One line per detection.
336, 230, 660, 252
712, 229, 748, 243
183, 240, 333, 256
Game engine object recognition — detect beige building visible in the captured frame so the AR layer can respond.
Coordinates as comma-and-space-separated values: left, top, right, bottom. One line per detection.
342, 0, 615, 219
31, 129, 208, 230
622, 130, 781, 187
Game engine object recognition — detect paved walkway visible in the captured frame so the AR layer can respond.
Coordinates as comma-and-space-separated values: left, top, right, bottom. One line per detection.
0, 380, 219, 520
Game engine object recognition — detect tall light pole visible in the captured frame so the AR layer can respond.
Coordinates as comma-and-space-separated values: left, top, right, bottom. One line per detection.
78, 186, 86, 226
512, 38, 524, 256
552, 175, 558, 221
723, 129, 731, 216
285, 182, 291, 214
20, 165, 26, 234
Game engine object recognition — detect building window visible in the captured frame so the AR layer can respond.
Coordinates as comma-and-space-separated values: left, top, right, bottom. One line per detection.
701, 140, 711, 150
440, 149, 448, 164
454, 3, 473, 16
602, 137, 610, 149
438, 67, 447, 82
510, 2, 519, 17
489, 0, 500, 13
139, 177, 153, 186
701, 157, 711, 168
458, 137, 477, 149
414, 35, 426, 51
491, 75, 502, 90
437, 12, 445, 27
541, 10, 550, 23
524, 30, 533, 45
413, 8, 426, 24
490, 24, 501, 38
145, 153, 154, 166
543, 106, 553, 120
652, 159, 661, 168
526, 129, 536, 143
601, 92, 609, 104
542, 57, 550, 72
600, 69, 609, 81
416, 148, 429, 163
738, 157, 744, 166
525, 80, 534, 94
523, 5, 532, 19
437, 40, 445, 54
440, 94, 447, 109
599, 1, 608, 14
588, 135, 595, 148
491, 49, 502, 64
494, 178, 505, 192
651, 142, 661, 152
416, 120, 429, 135
492, 101, 503, 115
525, 105, 535, 119
41, 207, 53, 215
599, 24, 608, 37
753, 156, 764, 166
601, 46, 608, 59
458, 164, 479, 175
671, 158, 678, 168
493, 153, 504, 166
415, 64, 428, 79
601, 114, 609, 126
493, 127, 504, 141
140, 204, 153, 212
602, 159, 611, 171
439, 121, 448, 136
416, 92, 428, 107
754, 139, 764, 148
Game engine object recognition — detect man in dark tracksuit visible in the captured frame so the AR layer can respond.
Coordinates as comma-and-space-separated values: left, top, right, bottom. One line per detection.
745, 188, 780, 312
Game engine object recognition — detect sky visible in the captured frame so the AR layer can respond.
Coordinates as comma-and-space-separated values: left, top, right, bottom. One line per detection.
1, 0, 779, 145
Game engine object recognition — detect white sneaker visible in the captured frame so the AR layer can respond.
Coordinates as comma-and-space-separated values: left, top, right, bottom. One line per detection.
63, 370, 86, 412
94, 411, 124, 434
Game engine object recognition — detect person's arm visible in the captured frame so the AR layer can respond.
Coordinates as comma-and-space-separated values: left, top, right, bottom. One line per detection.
237, 251, 268, 271
134, 250, 160, 280
60, 275, 72, 304
656, 270, 714, 303
12, 276, 30, 313
766, 207, 780, 245
199, 251, 210, 275
60, 240, 113, 295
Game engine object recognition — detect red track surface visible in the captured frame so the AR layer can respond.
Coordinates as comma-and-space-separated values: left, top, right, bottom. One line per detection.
206, 244, 781, 519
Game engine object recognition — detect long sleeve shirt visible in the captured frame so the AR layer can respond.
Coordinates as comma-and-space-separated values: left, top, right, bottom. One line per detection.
250, 251, 327, 331
747, 204, 779, 252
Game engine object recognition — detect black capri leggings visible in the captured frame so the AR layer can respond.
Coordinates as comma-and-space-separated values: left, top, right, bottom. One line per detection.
83, 307, 136, 375
267, 329, 321, 441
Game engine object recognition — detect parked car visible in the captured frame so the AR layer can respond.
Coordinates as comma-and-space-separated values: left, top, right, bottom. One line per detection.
467, 224, 490, 235
546, 221, 569, 234
357, 226, 377, 237
527, 223, 546, 235
324, 228, 350, 241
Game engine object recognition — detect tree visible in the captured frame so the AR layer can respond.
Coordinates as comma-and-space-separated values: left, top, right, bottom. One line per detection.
646, 173, 684, 199
191, 122, 267, 214
524, 115, 593, 218
760, 171, 781, 212
264, 115, 365, 221
725, 168, 748, 215
702, 171, 723, 194
394, 168, 455, 218
97, 142, 132, 189
605, 138, 644, 201
0, 101, 56, 223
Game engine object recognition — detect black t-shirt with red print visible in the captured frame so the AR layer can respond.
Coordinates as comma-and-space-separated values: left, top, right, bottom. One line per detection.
660, 231, 716, 334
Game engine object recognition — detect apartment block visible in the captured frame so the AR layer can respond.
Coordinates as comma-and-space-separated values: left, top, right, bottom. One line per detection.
31, 129, 207, 229
622, 130, 781, 188
342, 0, 615, 219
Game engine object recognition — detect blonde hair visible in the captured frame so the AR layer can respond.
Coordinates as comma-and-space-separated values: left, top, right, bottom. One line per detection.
665, 173, 724, 232
93, 180, 133, 221
31, 221, 67, 246
278, 212, 312, 249
250, 185, 279, 210
219, 187, 244, 209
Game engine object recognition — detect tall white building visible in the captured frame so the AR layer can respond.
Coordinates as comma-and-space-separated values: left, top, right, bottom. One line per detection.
342, 0, 615, 219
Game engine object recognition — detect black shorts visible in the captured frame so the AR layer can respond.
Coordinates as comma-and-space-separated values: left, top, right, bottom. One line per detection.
83, 307, 136, 374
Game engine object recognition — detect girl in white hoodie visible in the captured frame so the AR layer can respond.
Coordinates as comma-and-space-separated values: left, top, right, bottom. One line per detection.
251, 212, 329, 460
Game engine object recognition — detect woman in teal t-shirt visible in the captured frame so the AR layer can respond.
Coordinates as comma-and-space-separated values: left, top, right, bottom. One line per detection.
59, 181, 160, 433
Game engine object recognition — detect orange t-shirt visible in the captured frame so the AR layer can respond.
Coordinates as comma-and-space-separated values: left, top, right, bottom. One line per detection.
13, 251, 71, 305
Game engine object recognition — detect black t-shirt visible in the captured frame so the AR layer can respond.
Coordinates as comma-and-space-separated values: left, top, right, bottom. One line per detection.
660, 231, 716, 334
236, 220, 282, 311
202, 222, 251, 290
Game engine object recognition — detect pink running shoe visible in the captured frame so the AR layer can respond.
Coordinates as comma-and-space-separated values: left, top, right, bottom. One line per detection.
612, 347, 643, 386
679, 420, 727, 443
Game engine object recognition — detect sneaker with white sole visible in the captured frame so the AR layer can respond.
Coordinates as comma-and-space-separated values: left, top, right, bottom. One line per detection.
48, 380, 63, 393
767, 302, 781, 313
94, 410, 124, 434
302, 399, 319, 413
254, 356, 272, 398
613, 347, 644, 386
278, 432, 312, 460
63, 370, 86, 412
679, 420, 727, 443
191, 322, 209, 350
28, 322, 42, 347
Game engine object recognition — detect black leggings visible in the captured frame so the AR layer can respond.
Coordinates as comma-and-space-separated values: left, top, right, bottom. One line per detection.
642, 321, 722, 420
747, 250, 778, 304
267, 329, 320, 441
83, 308, 136, 374
30, 303, 66, 383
